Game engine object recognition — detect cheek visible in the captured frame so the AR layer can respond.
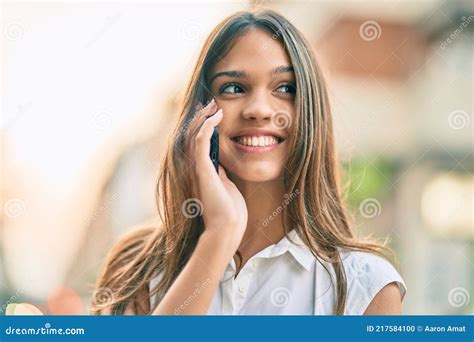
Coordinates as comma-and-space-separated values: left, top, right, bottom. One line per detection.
216, 115, 233, 139
216, 102, 239, 121
215, 102, 243, 140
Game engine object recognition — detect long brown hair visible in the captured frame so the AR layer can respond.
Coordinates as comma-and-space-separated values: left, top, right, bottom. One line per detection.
91, 9, 392, 315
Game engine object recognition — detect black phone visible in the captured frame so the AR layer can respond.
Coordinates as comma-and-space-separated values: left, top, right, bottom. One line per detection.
210, 127, 219, 173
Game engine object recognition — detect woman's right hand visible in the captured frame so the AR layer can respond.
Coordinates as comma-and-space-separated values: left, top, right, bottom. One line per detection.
184, 99, 248, 251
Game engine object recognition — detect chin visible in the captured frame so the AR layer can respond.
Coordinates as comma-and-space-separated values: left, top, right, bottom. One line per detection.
226, 163, 283, 183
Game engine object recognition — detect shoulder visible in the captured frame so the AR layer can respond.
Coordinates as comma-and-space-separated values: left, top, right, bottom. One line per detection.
339, 249, 407, 315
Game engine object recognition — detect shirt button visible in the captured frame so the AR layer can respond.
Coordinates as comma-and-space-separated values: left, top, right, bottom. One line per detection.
239, 286, 245, 293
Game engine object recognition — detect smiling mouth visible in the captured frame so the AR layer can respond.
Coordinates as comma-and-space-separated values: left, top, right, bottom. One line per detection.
231, 135, 285, 147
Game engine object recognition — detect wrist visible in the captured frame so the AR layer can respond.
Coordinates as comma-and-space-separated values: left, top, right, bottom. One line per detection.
199, 228, 241, 255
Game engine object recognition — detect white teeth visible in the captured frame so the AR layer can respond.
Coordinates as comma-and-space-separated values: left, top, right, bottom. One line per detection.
235, 136, 279, 147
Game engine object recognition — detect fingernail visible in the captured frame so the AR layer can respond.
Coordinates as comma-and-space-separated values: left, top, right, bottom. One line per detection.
209, 109, 221, 118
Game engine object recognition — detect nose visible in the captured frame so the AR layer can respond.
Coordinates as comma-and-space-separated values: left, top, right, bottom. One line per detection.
241, 91, 273, 122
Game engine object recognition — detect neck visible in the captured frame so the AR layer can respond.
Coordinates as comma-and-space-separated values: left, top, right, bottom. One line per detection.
230, 176, 288, 258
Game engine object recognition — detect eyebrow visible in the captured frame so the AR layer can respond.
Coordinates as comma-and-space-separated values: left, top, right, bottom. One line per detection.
209, 65, 294, 85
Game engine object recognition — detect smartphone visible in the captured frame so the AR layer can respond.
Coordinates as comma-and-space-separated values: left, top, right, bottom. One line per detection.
210, 127, 219, 173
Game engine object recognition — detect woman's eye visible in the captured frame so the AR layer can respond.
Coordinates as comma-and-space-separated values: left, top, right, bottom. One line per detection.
220, 83, 244, 94
276, 84, 296, 94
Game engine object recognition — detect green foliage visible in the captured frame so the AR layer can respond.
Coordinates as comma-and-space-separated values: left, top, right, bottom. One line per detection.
342, 157, 397, 208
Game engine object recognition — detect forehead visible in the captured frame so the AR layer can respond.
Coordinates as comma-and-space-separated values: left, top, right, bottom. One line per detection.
212, 28, 291, 76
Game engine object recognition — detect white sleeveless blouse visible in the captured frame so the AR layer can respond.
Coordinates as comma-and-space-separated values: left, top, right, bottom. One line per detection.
150, 229, 407, 315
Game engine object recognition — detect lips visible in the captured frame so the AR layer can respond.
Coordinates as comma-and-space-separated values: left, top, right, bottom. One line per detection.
230, 128, 285, 146
229, 127, 286, 153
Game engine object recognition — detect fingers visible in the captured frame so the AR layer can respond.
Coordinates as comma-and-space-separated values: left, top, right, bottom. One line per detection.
218, 164, 231, 183
194, 102, 204, 112
195, 109, 223, 168
184, 101, 217, 156
182, 99, 222, 198
188, 100, 217, 136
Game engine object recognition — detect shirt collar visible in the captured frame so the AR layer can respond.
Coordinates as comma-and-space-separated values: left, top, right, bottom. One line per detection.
220, 229, 315, 282
285, 229, 315, 271
258, 229, 314, 272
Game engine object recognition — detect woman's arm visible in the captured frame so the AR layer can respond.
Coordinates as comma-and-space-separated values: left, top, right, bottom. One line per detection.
363, 282, 402, 315
151, 230, 236, 315
97, 227, 235, 315
151, 101, 247, 315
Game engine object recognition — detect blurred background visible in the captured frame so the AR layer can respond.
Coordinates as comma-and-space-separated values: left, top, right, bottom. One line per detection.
1, 0, 472, 315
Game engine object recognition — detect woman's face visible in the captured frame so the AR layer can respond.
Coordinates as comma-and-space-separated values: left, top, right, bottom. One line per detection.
209, 28, 296, 183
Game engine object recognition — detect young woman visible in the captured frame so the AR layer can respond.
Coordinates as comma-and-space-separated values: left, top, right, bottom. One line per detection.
91, 10, 406, 316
